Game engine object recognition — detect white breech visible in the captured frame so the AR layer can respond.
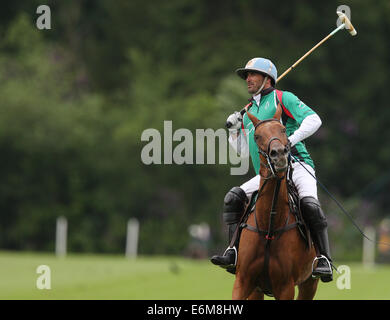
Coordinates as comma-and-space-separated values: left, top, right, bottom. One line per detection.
240, 161, 318, 200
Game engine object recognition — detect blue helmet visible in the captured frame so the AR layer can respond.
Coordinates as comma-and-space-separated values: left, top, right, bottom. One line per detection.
236, 58, 278, 85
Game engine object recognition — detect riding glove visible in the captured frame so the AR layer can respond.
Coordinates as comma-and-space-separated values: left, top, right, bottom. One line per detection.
226, 111, 242, 132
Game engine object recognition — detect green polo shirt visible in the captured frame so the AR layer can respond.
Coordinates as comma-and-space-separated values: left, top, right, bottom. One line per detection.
241, 89, 316, 174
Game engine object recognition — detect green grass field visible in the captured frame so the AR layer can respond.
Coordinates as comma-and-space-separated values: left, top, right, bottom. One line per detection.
1, 250, 389, 299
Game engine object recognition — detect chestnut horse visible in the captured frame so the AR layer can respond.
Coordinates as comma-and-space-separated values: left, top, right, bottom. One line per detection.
232, 108, 318, 300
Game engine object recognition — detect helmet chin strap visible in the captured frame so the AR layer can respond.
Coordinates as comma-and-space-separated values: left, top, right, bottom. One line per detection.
252, 76, 269, 97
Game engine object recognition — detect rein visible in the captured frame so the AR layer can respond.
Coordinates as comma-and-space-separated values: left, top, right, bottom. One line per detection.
291, 154, 390, 248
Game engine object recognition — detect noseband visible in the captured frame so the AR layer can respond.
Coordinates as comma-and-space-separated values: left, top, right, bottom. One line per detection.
254, 118, 290, 179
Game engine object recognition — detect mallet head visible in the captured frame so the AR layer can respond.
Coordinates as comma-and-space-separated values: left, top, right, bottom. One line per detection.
337, 11, 357, 36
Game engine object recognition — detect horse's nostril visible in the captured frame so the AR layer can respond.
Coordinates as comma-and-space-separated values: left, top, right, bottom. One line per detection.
270, 150, 277, 158
283, 147, 288, 154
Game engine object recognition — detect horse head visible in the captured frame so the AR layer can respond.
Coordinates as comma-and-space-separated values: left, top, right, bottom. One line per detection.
247, 106, 290, 176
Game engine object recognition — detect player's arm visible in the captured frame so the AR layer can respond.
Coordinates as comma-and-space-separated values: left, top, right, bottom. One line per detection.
282, 92, 322, 146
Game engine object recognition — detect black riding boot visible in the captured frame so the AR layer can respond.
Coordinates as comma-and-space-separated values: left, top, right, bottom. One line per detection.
210, 187, 248, 273
301, 196, 333, 282
210, 223, 239, 269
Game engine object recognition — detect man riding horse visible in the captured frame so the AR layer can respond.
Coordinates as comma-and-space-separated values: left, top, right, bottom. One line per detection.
211, 57, 333, 282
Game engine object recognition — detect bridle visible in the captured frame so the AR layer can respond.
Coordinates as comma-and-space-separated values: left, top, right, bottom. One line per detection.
254, 118, 290, 179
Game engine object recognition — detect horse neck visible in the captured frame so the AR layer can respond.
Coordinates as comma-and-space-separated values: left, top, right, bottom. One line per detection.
256, 176, 289, 231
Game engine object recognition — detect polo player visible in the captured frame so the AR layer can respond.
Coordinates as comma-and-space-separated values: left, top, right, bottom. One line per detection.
211, 57, 333, 282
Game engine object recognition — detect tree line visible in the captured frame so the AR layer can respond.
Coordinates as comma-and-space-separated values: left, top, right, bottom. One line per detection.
0, 0, 389, 260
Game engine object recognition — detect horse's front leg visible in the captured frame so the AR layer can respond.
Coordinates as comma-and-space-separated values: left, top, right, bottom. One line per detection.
297, 276, 318, 300
272, 281, 295, 300
232, 273, 257, 300
247, 287, 264, 300
232, 228, 262, 299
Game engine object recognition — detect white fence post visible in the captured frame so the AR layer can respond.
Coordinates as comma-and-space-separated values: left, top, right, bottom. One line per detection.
56, 216, 67, 258
126, 218, 139, 259
362, 226, 376, 268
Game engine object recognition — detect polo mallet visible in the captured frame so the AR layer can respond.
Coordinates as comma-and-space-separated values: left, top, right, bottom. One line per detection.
226, 11, 357, 128
276, 11, 357, 83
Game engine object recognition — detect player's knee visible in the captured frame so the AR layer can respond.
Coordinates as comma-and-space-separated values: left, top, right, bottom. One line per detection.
300, 196, 327, 229
222, 187, 248, 225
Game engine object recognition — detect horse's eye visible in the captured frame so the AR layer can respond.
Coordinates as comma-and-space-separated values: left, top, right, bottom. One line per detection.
254, 135, 260, 140
281, 128, 286, 133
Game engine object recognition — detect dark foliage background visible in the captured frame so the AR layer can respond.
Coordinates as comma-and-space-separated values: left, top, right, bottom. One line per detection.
0, 0, 389, 261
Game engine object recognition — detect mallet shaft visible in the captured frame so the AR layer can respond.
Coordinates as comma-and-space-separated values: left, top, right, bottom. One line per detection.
276, 23, 345, 83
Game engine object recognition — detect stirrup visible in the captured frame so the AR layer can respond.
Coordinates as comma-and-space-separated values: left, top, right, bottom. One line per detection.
311, 255, 332, 276
223, 246, 238, 267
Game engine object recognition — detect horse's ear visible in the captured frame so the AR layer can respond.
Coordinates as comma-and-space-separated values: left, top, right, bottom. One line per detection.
247, 112, 260, 127
274, 103, 282, 121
